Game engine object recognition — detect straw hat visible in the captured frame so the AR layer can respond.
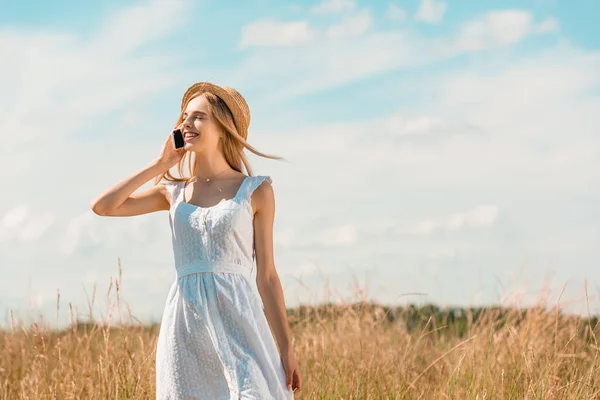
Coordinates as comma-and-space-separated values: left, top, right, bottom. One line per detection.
180, 82, 251, 139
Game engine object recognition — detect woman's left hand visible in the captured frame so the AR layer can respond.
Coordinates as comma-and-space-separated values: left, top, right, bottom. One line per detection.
281, 351, 301, 393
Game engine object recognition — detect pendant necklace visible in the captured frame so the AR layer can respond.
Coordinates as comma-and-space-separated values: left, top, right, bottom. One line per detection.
194, 167, 233, 193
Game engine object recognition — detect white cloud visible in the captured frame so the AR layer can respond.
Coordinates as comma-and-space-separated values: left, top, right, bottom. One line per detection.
400, 116, 439, 135
534, 16, 560, 33
410, 205, 500, 236
447, 205, 500, 231
438, 46, 600, 131
249, 45, 600, 290
232, 9, 558, 101
91, 0, 187, 55
415, 0, 447, 24
273, 228, 297, 249
59, 211, 154, 256
0, 0, 191, 155
272, 222, 358, 249
269, 112, 464, 143
387, 2, 407, 22
279, 260, 348, 281
2, 206, 29, 230
454, 10, 560, 52
0, 206, 54, 244
413, 220, 442, 236
239, 19, 316, 48
230, 30, 435, 99
316, 223, 358, 246
60, 212, 101, 256
310, 0, 355, 15
253, 40, 600, 189
19, 212, 56, 242
0, 206, 30, 243
428, 248, 458, 260
326, 9, 372, 39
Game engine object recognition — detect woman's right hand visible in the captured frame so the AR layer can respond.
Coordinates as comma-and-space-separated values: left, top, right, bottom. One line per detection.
157, 123, 186, 169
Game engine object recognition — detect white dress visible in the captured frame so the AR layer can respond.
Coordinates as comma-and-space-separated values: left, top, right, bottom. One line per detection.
155, 175, 294, 400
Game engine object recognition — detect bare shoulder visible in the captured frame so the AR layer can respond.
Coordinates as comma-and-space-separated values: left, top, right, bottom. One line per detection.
157, 179, 184, 207
250, 177, 274, 215
155, 182, 169, 204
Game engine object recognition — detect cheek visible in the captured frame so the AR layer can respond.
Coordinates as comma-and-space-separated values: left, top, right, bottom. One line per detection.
196, 122, 219, 138
194, 119, 211, 130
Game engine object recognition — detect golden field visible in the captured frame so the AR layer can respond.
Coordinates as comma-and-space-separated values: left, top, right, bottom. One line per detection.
1, 266, 599, 399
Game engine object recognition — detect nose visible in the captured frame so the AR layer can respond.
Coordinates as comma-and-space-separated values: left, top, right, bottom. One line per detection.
181, 115, 193, 128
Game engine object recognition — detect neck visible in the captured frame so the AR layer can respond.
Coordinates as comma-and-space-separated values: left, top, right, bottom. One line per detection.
193, 152, 233, 179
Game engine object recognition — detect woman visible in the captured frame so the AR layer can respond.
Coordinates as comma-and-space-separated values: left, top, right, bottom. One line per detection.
91, 82, 301, 399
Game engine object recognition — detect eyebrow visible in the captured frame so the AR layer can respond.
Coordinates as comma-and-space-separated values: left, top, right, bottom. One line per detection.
183, 110, 207, 116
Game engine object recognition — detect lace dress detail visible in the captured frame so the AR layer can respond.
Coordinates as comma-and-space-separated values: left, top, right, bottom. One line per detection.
155, 175, 294, 400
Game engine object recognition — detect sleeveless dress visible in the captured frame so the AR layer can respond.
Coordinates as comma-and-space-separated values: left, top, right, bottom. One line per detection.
155, 175, 295, 400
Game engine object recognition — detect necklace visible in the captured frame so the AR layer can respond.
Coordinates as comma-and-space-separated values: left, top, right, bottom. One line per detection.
191, 167, 233, 193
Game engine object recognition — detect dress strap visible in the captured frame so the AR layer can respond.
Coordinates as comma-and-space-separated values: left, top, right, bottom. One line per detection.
161, 180, 184, 208
240, 175, 272, 204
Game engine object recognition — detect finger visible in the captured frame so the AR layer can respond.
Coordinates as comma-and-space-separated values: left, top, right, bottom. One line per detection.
286, 372, 293, 391
294, 370, 301, 390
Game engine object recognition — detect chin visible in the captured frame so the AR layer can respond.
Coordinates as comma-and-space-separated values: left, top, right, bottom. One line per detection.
186, 144, 205, 153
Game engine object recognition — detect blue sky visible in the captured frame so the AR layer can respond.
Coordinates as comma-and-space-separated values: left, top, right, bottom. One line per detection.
0, 0, 599, 328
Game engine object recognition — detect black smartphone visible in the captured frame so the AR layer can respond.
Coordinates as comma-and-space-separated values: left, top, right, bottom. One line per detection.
172, 128, 185, 149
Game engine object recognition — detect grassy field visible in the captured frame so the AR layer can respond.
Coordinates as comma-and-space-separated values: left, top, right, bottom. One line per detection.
1, 269, 599, 399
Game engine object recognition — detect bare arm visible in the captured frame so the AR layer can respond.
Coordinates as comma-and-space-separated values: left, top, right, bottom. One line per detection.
252, 180, 292, 351
90, 126, 186, 217
253, 180, 302, 391
90, 159, 170, 216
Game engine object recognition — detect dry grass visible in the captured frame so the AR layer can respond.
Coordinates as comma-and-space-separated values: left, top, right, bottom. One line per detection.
1, 264, 599, 399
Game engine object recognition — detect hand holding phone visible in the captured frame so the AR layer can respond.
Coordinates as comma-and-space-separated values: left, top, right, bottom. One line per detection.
156, 124, 186, 169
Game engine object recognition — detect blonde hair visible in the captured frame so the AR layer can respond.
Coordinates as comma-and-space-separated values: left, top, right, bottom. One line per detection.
153, 91, 286, 185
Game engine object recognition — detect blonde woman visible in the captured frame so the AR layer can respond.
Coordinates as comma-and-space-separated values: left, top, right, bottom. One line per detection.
91, 82, 301, 399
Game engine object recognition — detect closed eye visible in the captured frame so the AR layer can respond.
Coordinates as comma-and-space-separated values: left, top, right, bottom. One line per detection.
182, 111, 206, 119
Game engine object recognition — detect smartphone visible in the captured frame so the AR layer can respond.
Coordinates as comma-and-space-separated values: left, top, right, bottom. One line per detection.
172, 128, 185, 149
